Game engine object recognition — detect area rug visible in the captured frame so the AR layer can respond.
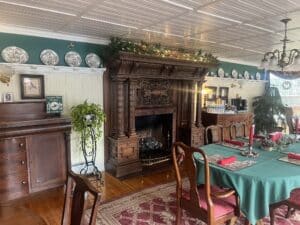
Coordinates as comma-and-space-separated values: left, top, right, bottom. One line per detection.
97, 181, 300, 225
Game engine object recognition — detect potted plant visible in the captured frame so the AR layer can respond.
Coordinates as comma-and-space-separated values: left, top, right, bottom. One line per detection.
253, 86, 285, 134
70, 100, 105, 175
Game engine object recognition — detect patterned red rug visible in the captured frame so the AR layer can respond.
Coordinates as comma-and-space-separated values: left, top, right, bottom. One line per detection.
97, 182, 300, 225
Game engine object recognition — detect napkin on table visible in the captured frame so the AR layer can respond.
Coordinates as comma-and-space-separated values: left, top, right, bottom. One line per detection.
288, 153, 300, 160
217, 156, 237, 165
254, 134, 265, 139
224, 139, 245, 147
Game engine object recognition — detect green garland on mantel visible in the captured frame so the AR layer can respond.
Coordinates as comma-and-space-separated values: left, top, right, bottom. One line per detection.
103, 37, 219, 65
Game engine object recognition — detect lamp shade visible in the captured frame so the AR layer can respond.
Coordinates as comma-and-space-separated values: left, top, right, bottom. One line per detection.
261, 58, 269, 68
270, 56, 278, 66
294, 54, 300, 65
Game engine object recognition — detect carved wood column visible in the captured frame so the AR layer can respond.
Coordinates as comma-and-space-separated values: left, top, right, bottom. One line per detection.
180, 81, 189, 127
128, 79, 137, 136
190, 81, 197, 127
116, 79, 125, 137
196, 81, 202, 128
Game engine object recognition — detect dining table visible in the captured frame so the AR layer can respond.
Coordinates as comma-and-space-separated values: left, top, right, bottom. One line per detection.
195, 142, 300, 225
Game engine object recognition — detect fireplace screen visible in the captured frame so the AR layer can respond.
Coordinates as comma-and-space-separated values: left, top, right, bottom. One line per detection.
135, 114, 173, 166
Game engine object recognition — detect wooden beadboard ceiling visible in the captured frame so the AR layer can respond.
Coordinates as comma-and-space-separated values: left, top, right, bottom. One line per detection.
0, 0, 299, 65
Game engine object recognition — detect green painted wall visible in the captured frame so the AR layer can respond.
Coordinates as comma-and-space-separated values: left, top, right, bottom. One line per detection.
0, 32, 264, 77
0, 32, 106, 67
209, 61, 265, 80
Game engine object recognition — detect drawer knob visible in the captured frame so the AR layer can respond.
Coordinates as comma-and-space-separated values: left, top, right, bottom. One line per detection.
21, 181, 27, 185
19, 143, 24, 147
21, 160, 26, 165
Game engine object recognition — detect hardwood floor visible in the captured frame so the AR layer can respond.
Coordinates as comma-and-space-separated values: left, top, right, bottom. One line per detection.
0, 168, 176, 225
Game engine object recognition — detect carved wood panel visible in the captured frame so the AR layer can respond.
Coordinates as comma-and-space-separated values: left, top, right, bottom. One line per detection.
136, 79, 172, 106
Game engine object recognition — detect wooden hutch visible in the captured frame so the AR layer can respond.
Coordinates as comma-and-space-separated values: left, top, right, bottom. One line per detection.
104, 52, 216, 177
202, 111, 253, 139
0, 101, 71, 202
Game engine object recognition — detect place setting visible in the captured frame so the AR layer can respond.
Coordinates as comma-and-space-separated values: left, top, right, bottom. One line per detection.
197, 153, 257, 171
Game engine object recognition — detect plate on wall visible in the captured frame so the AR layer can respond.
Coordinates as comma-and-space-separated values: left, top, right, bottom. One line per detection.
85, 53, 101, 68
255, 72, 261, 80
244, 71, 250, 79
40, 49, 59, 66
231, 69, 238, 78
217, 67, 225, 77
65, 51, 82, 67
1, 46, 29, 63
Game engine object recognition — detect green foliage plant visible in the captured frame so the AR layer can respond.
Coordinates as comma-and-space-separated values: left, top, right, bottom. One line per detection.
71, 100, 106, 148
252, 86, 285, 134
101, 37, 219, 65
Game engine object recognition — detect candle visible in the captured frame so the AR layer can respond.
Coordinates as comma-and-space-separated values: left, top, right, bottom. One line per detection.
249, 124, 255, 146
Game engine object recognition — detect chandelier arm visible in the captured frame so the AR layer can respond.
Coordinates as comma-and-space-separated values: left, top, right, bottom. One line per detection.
288, 49, 300, 64
273, 49, 280, 61
263, 51, 275, 60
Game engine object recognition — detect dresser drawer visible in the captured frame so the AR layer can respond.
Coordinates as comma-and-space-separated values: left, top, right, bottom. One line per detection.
0, 172, 29, 202
0, 138, 27, 176
0, 157, 27, 176
0, 137, 26, 154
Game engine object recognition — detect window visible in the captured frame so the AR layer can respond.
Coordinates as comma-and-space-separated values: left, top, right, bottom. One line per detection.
270, 73, 300, 107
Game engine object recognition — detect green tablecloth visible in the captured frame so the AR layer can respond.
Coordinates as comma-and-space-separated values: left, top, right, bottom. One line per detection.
195, 144, 300, 224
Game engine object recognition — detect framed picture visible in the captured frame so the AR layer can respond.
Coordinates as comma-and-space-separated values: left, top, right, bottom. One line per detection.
205, 86, 217, 101
219, 87, 229, 99
20, 74, 45, 99
3, 92, 13, 102
46, 96, 63, 114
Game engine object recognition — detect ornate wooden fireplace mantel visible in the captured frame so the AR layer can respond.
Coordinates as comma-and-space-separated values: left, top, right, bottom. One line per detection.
104, 52, 217, 177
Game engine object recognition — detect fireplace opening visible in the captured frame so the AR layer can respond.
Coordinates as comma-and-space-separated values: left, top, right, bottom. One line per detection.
135, 114, 173, 166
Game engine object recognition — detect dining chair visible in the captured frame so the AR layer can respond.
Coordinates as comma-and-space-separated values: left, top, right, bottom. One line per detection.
205, 125, 224, 144
61, 171, 101, 225
172, 142, 240, 225
295, 118, 300, 134
269, 188, 300, 225
230, 122, 246, 139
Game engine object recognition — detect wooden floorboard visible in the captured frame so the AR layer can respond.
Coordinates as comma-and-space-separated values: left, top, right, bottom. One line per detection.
0, 168, 176, 225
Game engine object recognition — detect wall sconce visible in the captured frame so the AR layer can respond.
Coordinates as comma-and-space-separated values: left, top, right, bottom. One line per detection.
0, 65, 14, 85
230, 80, 244, 89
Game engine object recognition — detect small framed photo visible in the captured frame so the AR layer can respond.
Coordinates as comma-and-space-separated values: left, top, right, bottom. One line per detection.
20, 74, 45, 99
3, 92, 13, 102
46, 96, 63, 114
205, 86, 217, 101
219, 87, 229, 99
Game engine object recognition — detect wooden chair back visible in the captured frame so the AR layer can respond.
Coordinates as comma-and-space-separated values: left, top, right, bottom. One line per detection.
230, 122, 246, 139
172, 142, 239, 225
61, 172, 101, 225
205, 125, 224, 144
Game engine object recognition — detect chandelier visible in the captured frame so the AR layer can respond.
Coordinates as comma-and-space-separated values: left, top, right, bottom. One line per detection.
260, 18, 300, 71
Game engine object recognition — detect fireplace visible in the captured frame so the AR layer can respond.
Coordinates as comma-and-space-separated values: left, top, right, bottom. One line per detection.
136, 113, 173, 166
104, 52, 216, 178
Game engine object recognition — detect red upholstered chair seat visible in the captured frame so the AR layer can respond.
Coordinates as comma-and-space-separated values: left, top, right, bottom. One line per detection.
288, 188, 300, 205
270, 188, 300, 225
182, 186, 237, 219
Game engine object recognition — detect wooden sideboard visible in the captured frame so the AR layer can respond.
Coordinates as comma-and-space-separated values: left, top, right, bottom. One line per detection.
0, 101, 71, 202
202, 111, 253, 140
